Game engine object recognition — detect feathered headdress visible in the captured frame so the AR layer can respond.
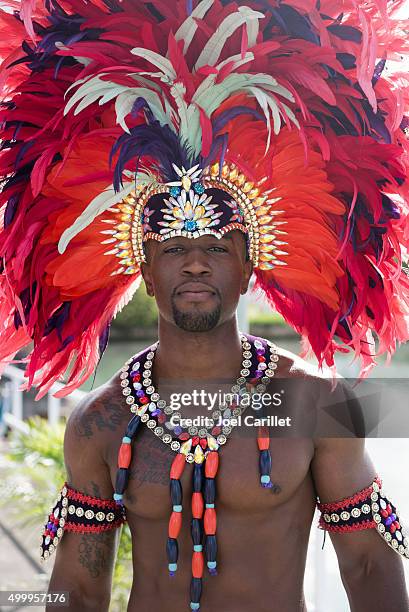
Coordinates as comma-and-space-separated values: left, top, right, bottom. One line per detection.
1, 0, 409, 398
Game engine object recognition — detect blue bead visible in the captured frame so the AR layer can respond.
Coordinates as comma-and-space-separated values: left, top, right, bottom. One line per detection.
173, 504, 182, 512
174, 426, 182, 435
205, 503, 215, 509
170, 186, 181, 197
122, 436, 131, 444
207, 561, 217, 569
113, 493, 123, 501
184, 219, 197, 231
193, 545, 203, 552
261, 475, 271, 484
190, 603, 200, 610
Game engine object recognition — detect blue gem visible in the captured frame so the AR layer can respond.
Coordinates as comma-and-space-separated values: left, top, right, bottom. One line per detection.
193, 182, 205, 194
184, 219, 197, 231
170, 186, 181, 197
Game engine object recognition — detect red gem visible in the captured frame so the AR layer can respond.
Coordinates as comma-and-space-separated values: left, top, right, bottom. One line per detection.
257, 355, 266, 362
390, 524, 396, 534
158, 414, 166, 424
200, 438, 207, 449
386, 504, 392, 515
179, 433, 190, 441
192, 436, 199, 446
140, 396, 149, 404
132, 373, 141, 382
394, 521, 400, 530
380, 509, 389, 519
211, 426, 221, 436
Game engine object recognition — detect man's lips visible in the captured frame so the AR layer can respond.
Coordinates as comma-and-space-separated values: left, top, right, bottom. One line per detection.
174, 283, 217, 302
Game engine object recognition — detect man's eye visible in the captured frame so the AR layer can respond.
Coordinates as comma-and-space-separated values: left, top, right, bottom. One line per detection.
164, 247, 184, 254
209, 246, 227, 253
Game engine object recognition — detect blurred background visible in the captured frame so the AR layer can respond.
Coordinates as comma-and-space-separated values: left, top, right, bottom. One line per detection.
0, 285, 408, 611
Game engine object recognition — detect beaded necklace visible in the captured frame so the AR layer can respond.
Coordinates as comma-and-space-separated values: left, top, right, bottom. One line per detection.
114, 333, 279, 612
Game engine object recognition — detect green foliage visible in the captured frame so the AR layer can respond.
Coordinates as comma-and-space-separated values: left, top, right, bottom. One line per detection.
113, 282, 158, 330
0, 417, 132, 611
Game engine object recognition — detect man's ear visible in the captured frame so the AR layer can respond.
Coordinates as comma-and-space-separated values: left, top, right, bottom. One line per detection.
141, 262, 155, 297
240, 260, 253, 295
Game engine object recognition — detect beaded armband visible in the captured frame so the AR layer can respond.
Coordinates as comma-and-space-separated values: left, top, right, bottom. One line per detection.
317, 476, 409, 559
40, 482, 126, 560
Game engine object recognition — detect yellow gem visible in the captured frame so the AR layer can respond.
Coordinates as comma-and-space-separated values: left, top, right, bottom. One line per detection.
117, 223, 131, 231
207, 436, 219, 451
254, 197, 268, 208
182, 176, 192, 191
194, 445, 205, 464
222, 164, 229, 178
180, 439, 193, 455
248, 188, 259, 199
210, 163, 219, 177
229, 168, 238, 182
119, 204, 134, 214
236, 174, 246, 187
114, 232, 130, 240
260, 253, 276, 261
120, 214, 132, 222
242, 182, 254, 193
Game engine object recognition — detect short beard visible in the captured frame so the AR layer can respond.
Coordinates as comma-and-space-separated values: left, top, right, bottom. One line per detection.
171, 295, 221, 333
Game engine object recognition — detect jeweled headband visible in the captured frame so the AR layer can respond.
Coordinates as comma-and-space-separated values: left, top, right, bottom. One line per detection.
102, 162, 286, 274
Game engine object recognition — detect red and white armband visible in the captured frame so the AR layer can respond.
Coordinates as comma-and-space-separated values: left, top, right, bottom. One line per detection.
40, 482, 126, 560
317, 476, 409, 559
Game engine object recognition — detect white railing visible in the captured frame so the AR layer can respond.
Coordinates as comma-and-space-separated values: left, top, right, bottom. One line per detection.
1, 364, 85, 428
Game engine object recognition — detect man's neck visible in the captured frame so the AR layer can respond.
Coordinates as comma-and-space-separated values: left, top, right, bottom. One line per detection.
153, 317, 244, 381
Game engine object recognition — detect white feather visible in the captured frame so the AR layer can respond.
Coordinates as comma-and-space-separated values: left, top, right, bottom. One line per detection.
175, 0, 215, 55
57, 172, 150, 254
130, 48, 176, 82
194, 6, 264, 70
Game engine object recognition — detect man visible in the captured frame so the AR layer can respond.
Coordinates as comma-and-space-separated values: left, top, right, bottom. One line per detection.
45, 230, 408, 611
1, 0, 409, 610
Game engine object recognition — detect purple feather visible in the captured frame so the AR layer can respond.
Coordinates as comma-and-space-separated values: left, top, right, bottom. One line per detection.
372, 58, 386, 86
4, 194, 19, 227
327, 24, 362, 43
44, 302, 71, 338
212, 106, 264, 134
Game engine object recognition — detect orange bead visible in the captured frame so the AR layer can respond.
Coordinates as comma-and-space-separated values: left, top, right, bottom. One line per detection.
204, 508, 216, 534
168, 511, 182, 538
192, 492, 204, 518
205, 451, 219, 478
192, 551, 204, 578
257, 437, 270, 451
118, 443, 132, 468
170, 454, 186, 479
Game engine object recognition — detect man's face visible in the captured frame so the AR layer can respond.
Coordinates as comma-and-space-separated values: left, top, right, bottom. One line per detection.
141, 231, 253, 332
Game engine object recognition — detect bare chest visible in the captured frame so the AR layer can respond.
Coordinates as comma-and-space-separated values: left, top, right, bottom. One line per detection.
106, 426, 315, 520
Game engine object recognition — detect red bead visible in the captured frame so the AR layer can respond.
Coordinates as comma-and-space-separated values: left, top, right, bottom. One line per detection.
199, 438, 207, 449
168, 511, 182, 538
204, 508, 216, 534
140, 396, 149, 404
179, 433, 190, 441
192, 436, 199, 446
170, 454, 186, 479
118, 442, 131, 468
394, 521, 400, 530
257, 355, 266, 362
390, 524, 396, 534
386, 504, 392, 515
192, 551, 204, 578
132, 373, 141, 382
158, 414, 166, 424
205, 451, 219, 478
211, 426, 221, 436
380, 509, 389, 519
192, 492, 204, 518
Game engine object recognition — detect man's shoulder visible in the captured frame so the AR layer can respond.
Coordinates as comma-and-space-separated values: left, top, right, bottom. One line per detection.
267, 340, 338, 384
66, 370, 129, 443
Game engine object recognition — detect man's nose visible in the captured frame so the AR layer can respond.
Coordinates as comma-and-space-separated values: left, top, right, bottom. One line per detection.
181, 247, 211, 276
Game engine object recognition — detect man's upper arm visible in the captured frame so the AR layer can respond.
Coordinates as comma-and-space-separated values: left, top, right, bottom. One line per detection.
311, 379, 407, 578
46, 390, 121, 610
